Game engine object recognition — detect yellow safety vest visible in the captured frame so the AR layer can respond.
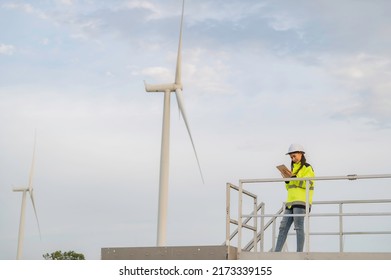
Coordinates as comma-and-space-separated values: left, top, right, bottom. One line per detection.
285, 162, 315, 208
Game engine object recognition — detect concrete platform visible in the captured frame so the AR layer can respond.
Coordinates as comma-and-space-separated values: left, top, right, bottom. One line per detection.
101, 245, 391, 260
240, 251, 391, 260
101, 245, 238, 260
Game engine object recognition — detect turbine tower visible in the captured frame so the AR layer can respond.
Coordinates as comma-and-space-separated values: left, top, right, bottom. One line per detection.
13, 133, 41, 259
144, 0, 204, 246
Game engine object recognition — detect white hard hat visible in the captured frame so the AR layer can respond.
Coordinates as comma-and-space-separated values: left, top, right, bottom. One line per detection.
286, 143, 305, 155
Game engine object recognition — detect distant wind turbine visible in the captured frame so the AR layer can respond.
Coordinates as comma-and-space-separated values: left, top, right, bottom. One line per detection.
13, 133, 41, 259
144, 0, 204, 246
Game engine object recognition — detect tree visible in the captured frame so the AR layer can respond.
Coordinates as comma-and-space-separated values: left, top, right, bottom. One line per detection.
43, 250, 85, 260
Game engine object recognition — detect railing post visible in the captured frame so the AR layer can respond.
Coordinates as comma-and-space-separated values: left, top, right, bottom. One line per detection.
238, 181, 243, 256
305, 179, 310, 252
272, 209, 277, 251
260, 203, 265, 252
253, 196, 258, 252
226, 183, 231, 247
339, 203, 343, 252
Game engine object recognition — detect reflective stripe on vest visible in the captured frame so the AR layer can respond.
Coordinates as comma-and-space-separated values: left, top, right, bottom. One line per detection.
287, 181, 314, 190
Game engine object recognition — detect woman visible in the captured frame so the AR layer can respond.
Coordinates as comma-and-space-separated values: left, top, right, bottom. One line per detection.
275, 144, 315, 252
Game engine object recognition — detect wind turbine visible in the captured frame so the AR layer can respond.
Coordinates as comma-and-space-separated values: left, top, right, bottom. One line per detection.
13, 133, 41, 259
144, 0, 204, 246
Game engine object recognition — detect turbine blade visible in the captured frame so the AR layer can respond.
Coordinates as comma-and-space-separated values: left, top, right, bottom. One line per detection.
29, 190, 42, 239
28, 131, 37, 192
174, 0, 185, 85
28, 130, 41, 239
175, 88, 204, 183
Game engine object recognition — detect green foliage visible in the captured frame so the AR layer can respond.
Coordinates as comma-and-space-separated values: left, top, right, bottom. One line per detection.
43, 250, 85, 260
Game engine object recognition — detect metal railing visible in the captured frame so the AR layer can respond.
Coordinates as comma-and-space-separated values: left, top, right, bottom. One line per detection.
226, 174, 391, 256
225, 183, 259, 251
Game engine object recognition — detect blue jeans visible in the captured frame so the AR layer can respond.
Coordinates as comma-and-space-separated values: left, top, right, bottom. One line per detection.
275, 206, 306, 252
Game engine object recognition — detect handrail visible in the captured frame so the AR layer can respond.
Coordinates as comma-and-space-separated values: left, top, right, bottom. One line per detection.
240, 174, 391, 184
226, 183, 259, 252
231, 173, 391, 256
243, 207, 284, 252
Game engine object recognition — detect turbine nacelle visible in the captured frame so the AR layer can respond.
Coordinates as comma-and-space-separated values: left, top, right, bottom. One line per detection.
144, 82, 183, 93
13, 187, 28, 192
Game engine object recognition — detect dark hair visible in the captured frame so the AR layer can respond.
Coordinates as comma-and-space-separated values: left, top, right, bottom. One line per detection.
291, 153, 307, 174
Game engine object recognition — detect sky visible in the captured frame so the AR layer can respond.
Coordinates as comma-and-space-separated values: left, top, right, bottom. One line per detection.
0, 0, 391, 260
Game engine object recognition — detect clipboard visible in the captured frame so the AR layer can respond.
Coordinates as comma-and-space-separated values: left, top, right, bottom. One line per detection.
276, 164, 292, 178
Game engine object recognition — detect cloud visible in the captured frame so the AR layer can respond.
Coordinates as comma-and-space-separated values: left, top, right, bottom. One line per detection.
0, 43, 15, 55
2, 3, 49, 19
185, 1, 267, 25
322, 53, 391, 128
124, 0, 155, 10
142, 66, 173, 82
58, 0, 73, 5
184, 48, 235, 96
265, 11, 304, 32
